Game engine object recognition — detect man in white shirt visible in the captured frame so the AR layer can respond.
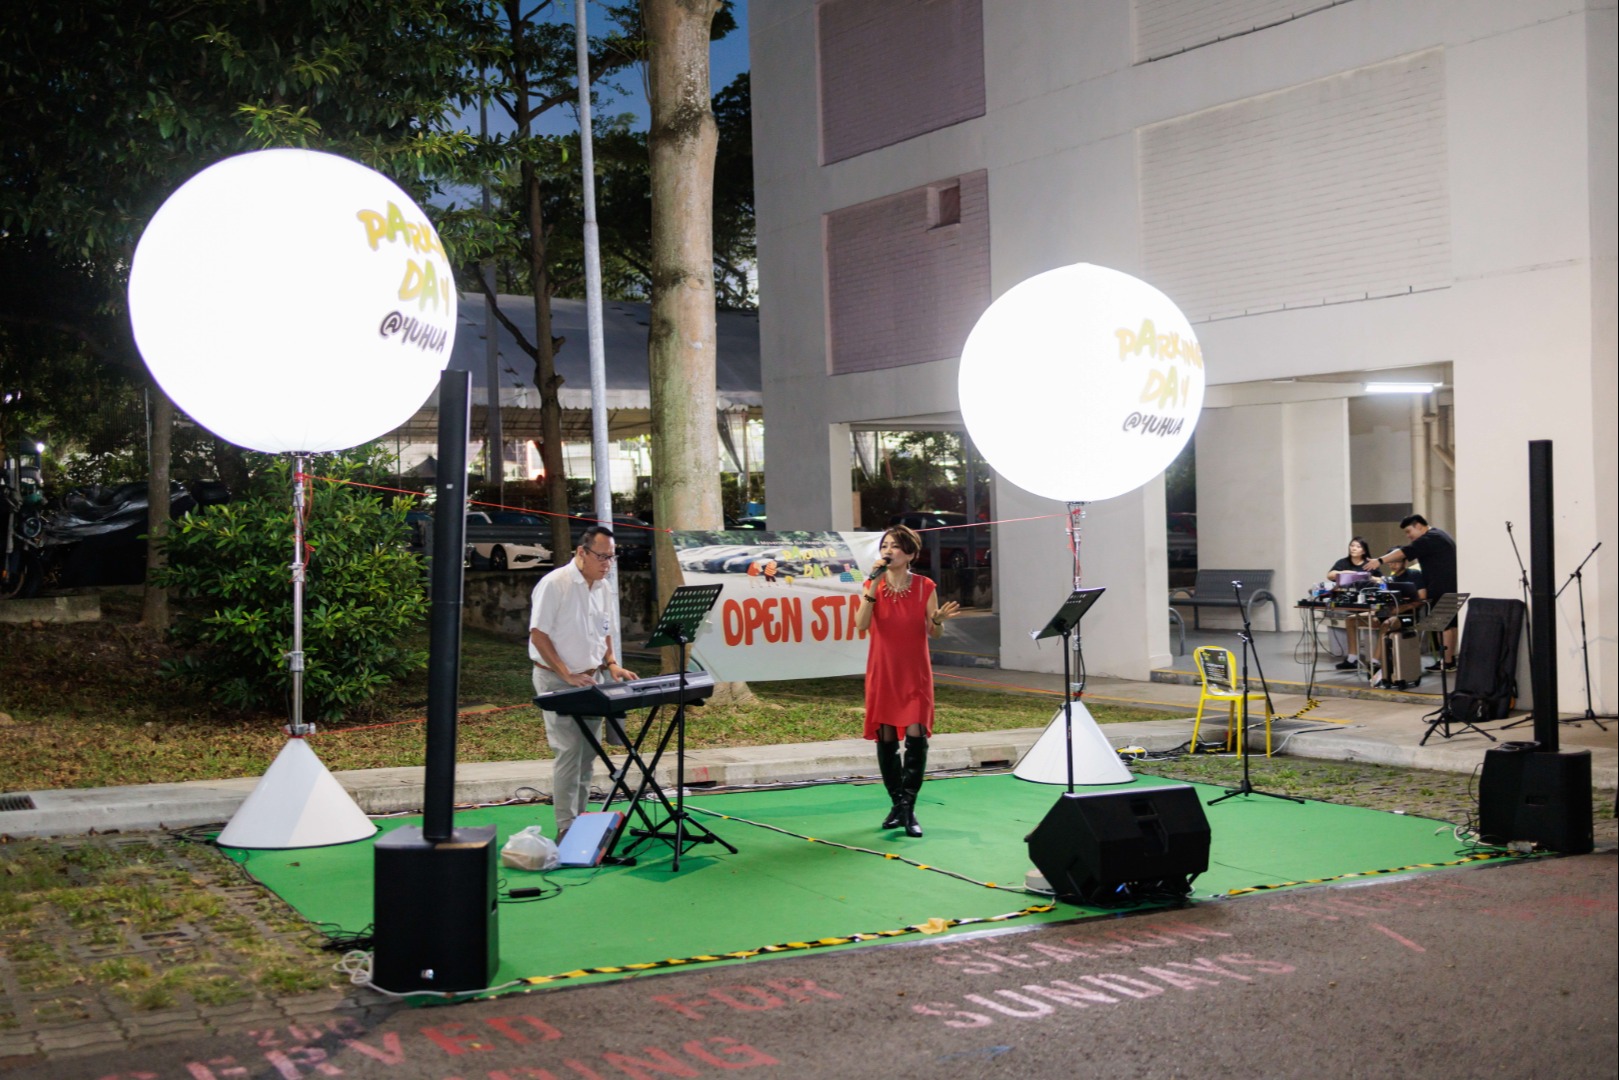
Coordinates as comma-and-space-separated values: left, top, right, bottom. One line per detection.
529, 525, 636, 838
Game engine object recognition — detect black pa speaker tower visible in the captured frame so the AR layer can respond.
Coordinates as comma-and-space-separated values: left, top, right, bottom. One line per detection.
1026, 785, 1211, 904
1478, 742, 1593, 854
372, 825, 500, 992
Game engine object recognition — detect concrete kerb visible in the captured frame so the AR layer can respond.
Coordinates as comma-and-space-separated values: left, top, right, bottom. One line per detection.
3, 674, 1613, 841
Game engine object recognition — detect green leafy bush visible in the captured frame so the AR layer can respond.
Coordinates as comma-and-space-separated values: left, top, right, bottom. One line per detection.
154, 448, 427, 719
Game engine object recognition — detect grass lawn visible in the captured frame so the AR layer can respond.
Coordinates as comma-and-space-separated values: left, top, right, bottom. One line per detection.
0, 589, 1168, 792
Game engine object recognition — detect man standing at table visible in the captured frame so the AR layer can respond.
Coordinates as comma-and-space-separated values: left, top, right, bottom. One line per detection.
1368, 515, 1458, 671
530, 525, 636, 839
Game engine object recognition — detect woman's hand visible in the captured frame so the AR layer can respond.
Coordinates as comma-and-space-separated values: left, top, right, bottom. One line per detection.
932, 601, 962, 625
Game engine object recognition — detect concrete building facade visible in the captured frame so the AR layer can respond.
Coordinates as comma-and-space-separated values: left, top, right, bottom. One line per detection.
750, 0, 1617, 710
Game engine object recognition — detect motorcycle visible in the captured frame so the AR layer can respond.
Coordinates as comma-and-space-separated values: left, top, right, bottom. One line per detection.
1, 462, 231, 598
1, 451, 47, 599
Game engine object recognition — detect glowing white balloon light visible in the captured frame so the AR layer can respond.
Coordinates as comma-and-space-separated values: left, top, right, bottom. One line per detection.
129, 149, 456, 454
958, 263, 1204, 503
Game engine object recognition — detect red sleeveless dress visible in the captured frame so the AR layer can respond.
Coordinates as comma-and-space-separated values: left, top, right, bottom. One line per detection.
863, 574, 937, 740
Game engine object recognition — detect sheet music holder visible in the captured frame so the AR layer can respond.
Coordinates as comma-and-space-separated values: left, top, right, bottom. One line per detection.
1418, 594, 1494, 744
622, 584, 733, 870
1030, 588, 1105, 792
1032, 587, 1106, 644
648, 584, 724, 648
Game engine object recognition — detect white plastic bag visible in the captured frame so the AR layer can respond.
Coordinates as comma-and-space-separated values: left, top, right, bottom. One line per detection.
500, 825, 559, 871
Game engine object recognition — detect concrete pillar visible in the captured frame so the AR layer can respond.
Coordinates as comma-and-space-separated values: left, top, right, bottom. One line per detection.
995, 475, 1170, 679
1196, 398, 1352, 631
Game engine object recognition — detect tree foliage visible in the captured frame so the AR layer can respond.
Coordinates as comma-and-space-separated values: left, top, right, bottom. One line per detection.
153, 448, 428, 719
0, 0, 493, 478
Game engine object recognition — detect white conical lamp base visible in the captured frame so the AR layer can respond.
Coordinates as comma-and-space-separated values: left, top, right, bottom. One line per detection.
1013, 701, 1135, 786
217, 737, 378, 849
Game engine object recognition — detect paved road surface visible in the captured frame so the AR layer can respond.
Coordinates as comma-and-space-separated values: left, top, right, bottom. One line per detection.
22, 850, 1614, 1080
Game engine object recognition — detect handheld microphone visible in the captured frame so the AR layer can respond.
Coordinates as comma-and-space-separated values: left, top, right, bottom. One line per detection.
867, 558, 890, 581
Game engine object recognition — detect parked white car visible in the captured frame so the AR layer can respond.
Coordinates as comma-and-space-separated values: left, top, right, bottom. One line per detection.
467, 511, 552, 571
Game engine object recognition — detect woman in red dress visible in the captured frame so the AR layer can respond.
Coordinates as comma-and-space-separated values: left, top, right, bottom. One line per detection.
854, 524, 961, 837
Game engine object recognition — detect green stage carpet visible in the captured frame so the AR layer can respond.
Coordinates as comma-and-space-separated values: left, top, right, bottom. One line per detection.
221, 773, 1491, 993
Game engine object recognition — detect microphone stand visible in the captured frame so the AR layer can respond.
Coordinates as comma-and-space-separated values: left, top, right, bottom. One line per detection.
1506, 521, 1533, 650
1501, 522, 1538, 730
1557, 541, 1611, 729
1209, 580, 1301, 806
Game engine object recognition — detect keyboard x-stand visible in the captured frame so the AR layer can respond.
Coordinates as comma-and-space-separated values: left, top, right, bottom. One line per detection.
625, 584, 733, 870
536, 671, 720, 866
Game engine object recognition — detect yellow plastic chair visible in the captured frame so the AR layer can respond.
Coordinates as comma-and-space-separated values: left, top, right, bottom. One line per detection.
1191, 646, 1274, 756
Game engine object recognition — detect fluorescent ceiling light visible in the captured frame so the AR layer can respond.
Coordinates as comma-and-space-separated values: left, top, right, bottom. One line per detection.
1364, 382, 1440, 394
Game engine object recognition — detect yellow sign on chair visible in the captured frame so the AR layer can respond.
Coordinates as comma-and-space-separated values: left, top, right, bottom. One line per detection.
1191, 646, 1274, 756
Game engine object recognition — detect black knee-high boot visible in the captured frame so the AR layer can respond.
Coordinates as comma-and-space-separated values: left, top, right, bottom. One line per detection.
900, 735, 929, 837
876, 739, 904, 829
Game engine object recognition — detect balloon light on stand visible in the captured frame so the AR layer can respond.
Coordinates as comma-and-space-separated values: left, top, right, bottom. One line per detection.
129, 149, 458, 849
957, 263, 1204, 788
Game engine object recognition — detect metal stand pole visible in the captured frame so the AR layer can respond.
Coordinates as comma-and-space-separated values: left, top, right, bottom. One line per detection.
288, 454, 309, 737
1559, 543, 1612, 729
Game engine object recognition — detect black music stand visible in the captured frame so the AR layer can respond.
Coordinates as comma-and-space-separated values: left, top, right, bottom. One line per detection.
1418, 594, 1493, 744
1031, 588, 1105, 793
622, 584, 734, 871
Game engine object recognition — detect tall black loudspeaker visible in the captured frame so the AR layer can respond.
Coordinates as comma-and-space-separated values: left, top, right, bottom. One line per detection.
1478, 742, 1593, 854
372, 825, 499, 992
1027, 786, 1211, 904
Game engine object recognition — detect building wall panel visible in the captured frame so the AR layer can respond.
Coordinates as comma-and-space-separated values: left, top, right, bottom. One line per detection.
824, 171, 991, 374
818, 0, 986, 164
1141, 50, 1451, 320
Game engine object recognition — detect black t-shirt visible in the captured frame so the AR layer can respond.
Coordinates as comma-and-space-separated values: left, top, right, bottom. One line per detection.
1383, 568, 1426, 600
1329, 557, 1381, 577
1400, 528, 1456, 597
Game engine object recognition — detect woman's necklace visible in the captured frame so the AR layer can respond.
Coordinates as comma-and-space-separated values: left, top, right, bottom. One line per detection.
884, 570, 913, 599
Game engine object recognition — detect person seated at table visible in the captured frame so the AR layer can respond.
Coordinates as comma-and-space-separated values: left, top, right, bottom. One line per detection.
1366, 553, 1427, 688
1379, 551, 1427, 602
1327, 536, 1381, 585
1327, 537, 1383, 669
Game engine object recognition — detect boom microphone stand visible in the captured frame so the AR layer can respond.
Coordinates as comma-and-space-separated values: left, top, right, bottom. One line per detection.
1210, 580, 1301, 806
1506, 520, 1533, 652
1558, 542, 1612, 729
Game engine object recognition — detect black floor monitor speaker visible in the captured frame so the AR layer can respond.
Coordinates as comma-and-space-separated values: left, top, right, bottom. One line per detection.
372, 825, 500, 992
1027, 785, 1211, 905
1478, 743, 1593, 854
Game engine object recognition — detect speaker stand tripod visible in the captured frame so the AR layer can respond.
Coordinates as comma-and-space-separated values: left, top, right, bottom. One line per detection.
1417, 594, 1495, 744
1210, 580, 1302, 806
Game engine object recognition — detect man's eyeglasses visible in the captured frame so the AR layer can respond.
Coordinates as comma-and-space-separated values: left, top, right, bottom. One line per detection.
581, 547, 616, 563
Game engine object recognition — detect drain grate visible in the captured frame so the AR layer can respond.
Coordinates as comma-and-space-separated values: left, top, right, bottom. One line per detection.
0, 794, 37, 812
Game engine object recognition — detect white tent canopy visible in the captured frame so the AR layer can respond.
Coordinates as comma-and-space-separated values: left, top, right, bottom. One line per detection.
391, 293, 761, 442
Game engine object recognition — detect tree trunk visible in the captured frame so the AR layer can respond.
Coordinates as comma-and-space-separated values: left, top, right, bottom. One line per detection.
142, 384, 173, 631
646, 0, 724, 672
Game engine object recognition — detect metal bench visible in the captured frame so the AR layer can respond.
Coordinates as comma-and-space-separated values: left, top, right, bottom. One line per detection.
1170, 569, 1281, 632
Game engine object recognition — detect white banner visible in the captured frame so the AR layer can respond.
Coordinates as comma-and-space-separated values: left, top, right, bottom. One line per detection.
672, 531, 883, 682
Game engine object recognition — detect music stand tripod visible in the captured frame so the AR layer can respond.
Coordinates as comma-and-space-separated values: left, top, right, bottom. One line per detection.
1418, 594, 1493, 744
622, 584, 736, 871
1031, 588, 1106, 792
1210, 580, 1302, 806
